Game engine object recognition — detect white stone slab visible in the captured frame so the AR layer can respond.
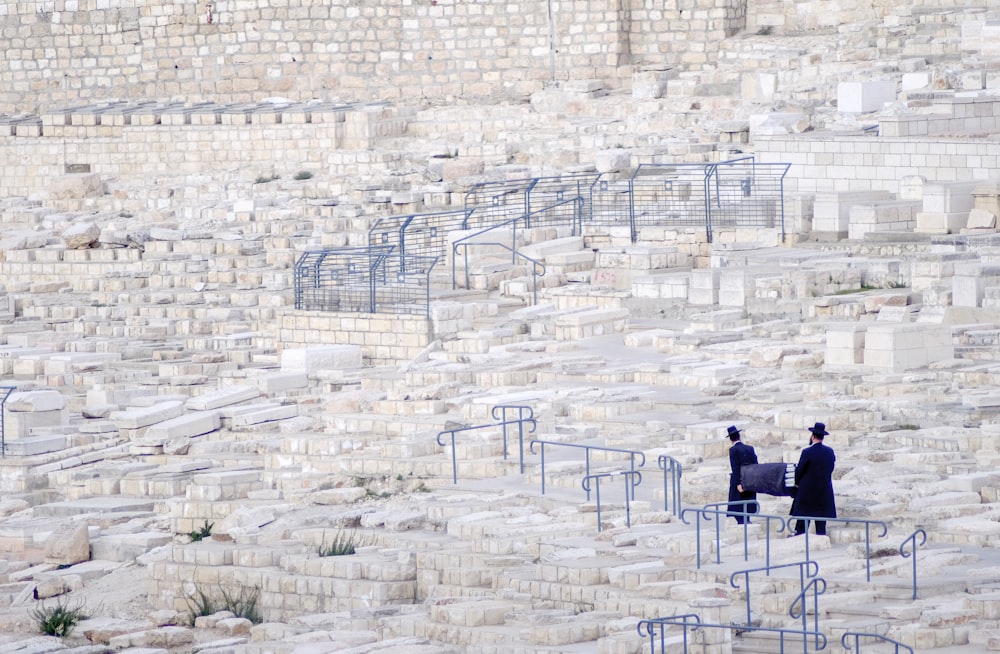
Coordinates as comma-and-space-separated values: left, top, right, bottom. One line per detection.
6, 390, 65, 412
185, 385, 260, 411
110, 400, 186, 429
281, 345, 362, 373
142, 411, 221, 441
228, 404, 298, 427
838, 80, 896, 113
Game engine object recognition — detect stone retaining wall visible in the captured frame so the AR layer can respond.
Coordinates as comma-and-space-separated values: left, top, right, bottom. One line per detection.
0, 0, 746, 114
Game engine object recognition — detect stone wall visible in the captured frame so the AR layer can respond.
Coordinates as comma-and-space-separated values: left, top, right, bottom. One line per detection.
756, 134, 1000, 197
277, 311, 434, 366
0, 0, 745, 114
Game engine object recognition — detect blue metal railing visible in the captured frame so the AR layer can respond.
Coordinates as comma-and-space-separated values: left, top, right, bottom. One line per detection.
436, 411, 537, 483
528, 439, 645, 500
841, 631, 913, 653
638, 614, 828, 654
0, 385, 16, 458
784, 516, 889, 581
582, 470, 642, 532
681, 504, 790, 568
730, 560, 820, 627
900, 528, 927, 600
491, 405, 536, 473
789, 576, 827, 652
656, 454, 682, 516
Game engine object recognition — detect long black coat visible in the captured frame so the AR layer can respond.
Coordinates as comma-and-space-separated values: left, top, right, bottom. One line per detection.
790, 441, 837, 519
728, 441, 759, 517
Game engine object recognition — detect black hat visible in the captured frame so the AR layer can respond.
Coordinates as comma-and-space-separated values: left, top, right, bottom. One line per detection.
726, 425, 741, 440
808, 422, 829, 437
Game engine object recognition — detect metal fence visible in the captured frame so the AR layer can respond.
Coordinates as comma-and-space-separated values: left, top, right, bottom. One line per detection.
300, 159, 790, 315
368, 209, 472, 263
629, 158, 791, 242
293, 246, 438, 318
464, 173, 597, 233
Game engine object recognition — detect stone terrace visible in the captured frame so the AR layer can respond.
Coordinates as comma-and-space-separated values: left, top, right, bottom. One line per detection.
2, 3, 1000, 654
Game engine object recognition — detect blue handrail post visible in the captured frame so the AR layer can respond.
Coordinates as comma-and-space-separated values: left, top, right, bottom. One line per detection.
901, 528, 927, 600
0, 385, 15, 458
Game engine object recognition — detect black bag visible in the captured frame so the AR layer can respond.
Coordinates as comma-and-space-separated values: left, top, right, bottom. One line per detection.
740, 462, 796, 496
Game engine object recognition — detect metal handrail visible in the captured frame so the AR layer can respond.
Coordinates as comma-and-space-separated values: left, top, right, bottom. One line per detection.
451, 197, 579, 299
841, 631, 913, 654
730, 560, 820, 627
900, 528, 927, 600
436, 415, 537, 483
528, 439, 646, 500
656, 454, 682, 516
785, 516, 889, 580
638, 614, 828, 654
454, 240, 546, 304
490, 404, 536, 473
0, 385, 17, 458
582, 470, 642, 532
789, 576, 827, 653
681, 504, 789, 568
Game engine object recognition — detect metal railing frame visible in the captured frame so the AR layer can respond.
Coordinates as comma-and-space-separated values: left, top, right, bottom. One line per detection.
841, 631, 913, 654
491, 404, 536, 473
436, 413, 538, 483
656, 454, 683, 517
464, 173, 596, 235
789, 576, 827, 652
582, 470, 642, 532
626, 157, 790, 244
900, 528, 927, 600
0, 385, 16, 458
528, 439, 645, 500
638, 614, 828, 654
730, 560, 820, 627
784, 516, 889, 581
681, 504, 790, 568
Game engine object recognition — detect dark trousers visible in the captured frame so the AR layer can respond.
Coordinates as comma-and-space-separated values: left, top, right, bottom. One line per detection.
794, 519, 827, 536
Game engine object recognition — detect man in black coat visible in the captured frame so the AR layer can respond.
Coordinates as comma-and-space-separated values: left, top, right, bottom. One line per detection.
789, 422, 837, 536
727, 425, 759, 524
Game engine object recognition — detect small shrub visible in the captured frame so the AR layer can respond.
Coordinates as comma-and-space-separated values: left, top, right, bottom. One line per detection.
293, 170, 314, 180
254, 174, 279, 184
318, 530, 359, 557
415, 481, 431, 493
184, 586, 216, 624
31, 597, 87, 637
219, 584, 262, 624
189, 520, 213, 542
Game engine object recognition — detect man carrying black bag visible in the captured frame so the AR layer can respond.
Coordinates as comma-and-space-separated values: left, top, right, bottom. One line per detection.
726, 425, 759, 524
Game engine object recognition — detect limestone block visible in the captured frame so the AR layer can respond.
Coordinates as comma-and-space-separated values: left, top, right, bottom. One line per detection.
141, 411, 221, 442
6, 390, 66, 412
688, 269, 720, 305
748, 112, 809, 135
281, 345, 363, 373
3, 410, 64, 440
46, 173, 106, 200
185, 385, 260, 411
966, 208, 996, 230
915, 211, 968, 235
110, 400, 185, 430
902, 72, 931, 91
228, 404, 298, 427
43, 522, 90, 566
62, 222, 100, 249
838, 80, 896, 113
899, 175, 926, 201
594, 149, 632, 173
924, 181, 977, 214
863, 324, 953, 372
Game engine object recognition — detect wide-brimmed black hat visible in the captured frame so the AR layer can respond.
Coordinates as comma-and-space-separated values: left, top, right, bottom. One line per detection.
726, 425, 741, 440
808, 422, 829, 437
